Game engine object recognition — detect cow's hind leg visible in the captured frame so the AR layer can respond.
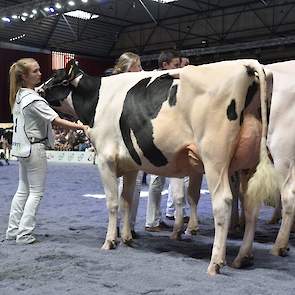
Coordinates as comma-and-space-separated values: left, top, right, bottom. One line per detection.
185, 173, 202, 236
97, 158, 119, 250
268, 195, 281, 224
120, 171, 138, 245
229, 172, 241, 233
205, 164, 232, 276
272, 164, 295, 256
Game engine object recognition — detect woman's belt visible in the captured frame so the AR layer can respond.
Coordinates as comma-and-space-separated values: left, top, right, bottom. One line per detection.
28, 137, 47, 144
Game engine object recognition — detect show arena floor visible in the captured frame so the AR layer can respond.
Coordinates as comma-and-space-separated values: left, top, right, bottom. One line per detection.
0, 162, 294, 295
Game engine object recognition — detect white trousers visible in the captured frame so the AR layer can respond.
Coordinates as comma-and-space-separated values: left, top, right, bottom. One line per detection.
146, 175, 188, 227
6, 143, 47, 243
118, 171, 144, 230
146, 175, 166, 227
166, 176, 189, 217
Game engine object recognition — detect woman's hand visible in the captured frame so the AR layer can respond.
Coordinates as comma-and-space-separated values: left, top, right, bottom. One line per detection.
82, 124, 89, 132
82, 124, 90, 138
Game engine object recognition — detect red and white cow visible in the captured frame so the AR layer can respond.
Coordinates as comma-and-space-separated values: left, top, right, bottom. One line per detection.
43, 59, 274, 275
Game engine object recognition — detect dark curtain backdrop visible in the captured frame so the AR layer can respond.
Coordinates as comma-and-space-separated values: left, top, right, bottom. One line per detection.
0, 48, 51, 123
0, 48, 113, 123
75, 55, 112, 76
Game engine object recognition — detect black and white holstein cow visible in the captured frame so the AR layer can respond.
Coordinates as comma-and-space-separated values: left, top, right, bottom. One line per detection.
230, 61, 295, 267
42, 59, 275, 275
262, 61, 295, 257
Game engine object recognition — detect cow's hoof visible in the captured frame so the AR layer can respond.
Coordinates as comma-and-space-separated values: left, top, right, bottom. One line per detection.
101, 240, 117, 250
122, 238, 133, 246
170, 231, 182, 240
271, 246, 289, 257
207, 263, 222, 276
232, 255, 254, 269
131, 230, 139, 239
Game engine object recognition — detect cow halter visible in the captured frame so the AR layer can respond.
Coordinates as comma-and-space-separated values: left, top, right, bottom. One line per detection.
40, 70, 83, 92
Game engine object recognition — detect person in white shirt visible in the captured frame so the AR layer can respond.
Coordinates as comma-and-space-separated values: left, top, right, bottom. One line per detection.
6, 58, 89, 244
113, 52, 143, 238
145, 50, 189, 232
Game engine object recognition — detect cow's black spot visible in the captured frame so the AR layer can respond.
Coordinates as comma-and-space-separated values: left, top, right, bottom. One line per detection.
227, 99, 238, 121
245, 65, 255, 76
245, 82, 258, 109
168, 85, 178, 106
72, 75, 101, 127
120, 74, 176, 166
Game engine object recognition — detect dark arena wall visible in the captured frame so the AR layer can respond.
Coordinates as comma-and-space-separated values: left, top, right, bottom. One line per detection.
0, 47, 112, 123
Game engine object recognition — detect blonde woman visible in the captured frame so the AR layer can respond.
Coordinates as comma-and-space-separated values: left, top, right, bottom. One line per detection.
6, 58, 89, 244
113, 52, 143, 238
113, 52, 142, 74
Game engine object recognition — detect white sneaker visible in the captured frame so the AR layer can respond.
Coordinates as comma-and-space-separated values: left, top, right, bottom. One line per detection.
16, 234, 37, 245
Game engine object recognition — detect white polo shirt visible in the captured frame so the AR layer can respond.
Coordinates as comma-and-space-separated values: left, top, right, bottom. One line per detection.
11, 88, 58, 157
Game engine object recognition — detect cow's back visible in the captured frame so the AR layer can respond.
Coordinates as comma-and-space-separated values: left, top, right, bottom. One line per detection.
90, 60, 260, 177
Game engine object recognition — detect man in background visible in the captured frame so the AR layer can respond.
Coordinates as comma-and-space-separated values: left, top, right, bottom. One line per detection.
145, 50, 189, 232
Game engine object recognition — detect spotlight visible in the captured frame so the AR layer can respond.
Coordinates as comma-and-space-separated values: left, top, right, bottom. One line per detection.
49, 7, 55, 13
32, 9, 37, 14
2, 17, 11, 22
22, 12, 28, 17
20, 16, 27, 21
68, 1, 75, 6
81, 0, 88, 3
55, 3, 62, 9
44, 7, 50, 12
11, 15, 18, 19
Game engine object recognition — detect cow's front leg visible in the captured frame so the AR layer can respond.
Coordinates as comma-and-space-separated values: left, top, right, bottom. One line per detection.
272, 165, 295, 256
170, 177, 185, 240
97, 158, 119, 250
205, 165, 232, 276
185, 173, 202, 236
120, 171, 138, 245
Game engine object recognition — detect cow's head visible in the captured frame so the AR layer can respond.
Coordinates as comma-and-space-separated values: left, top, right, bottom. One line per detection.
39, 59, 82, 119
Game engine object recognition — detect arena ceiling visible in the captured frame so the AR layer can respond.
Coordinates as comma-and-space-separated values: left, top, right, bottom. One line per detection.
1, 0, 295, 63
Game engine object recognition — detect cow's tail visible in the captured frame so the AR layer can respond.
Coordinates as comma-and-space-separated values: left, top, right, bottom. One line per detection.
246, 61, 280, 207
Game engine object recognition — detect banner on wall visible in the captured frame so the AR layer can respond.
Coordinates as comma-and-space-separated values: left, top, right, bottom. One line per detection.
46, 150, 95, 163
0, 149, 95, 164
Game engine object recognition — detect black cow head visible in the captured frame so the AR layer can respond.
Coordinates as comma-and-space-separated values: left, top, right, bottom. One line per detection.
40, 59, 82, 119
40, 59, 81, 105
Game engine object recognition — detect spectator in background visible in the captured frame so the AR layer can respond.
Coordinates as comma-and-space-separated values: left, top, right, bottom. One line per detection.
113, 52, 142, 74
157, 49, 181, 70
180, 57, 190, 67
113, 52, 143, 238
145, 49, 189, 232
0, 129, 12, 161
